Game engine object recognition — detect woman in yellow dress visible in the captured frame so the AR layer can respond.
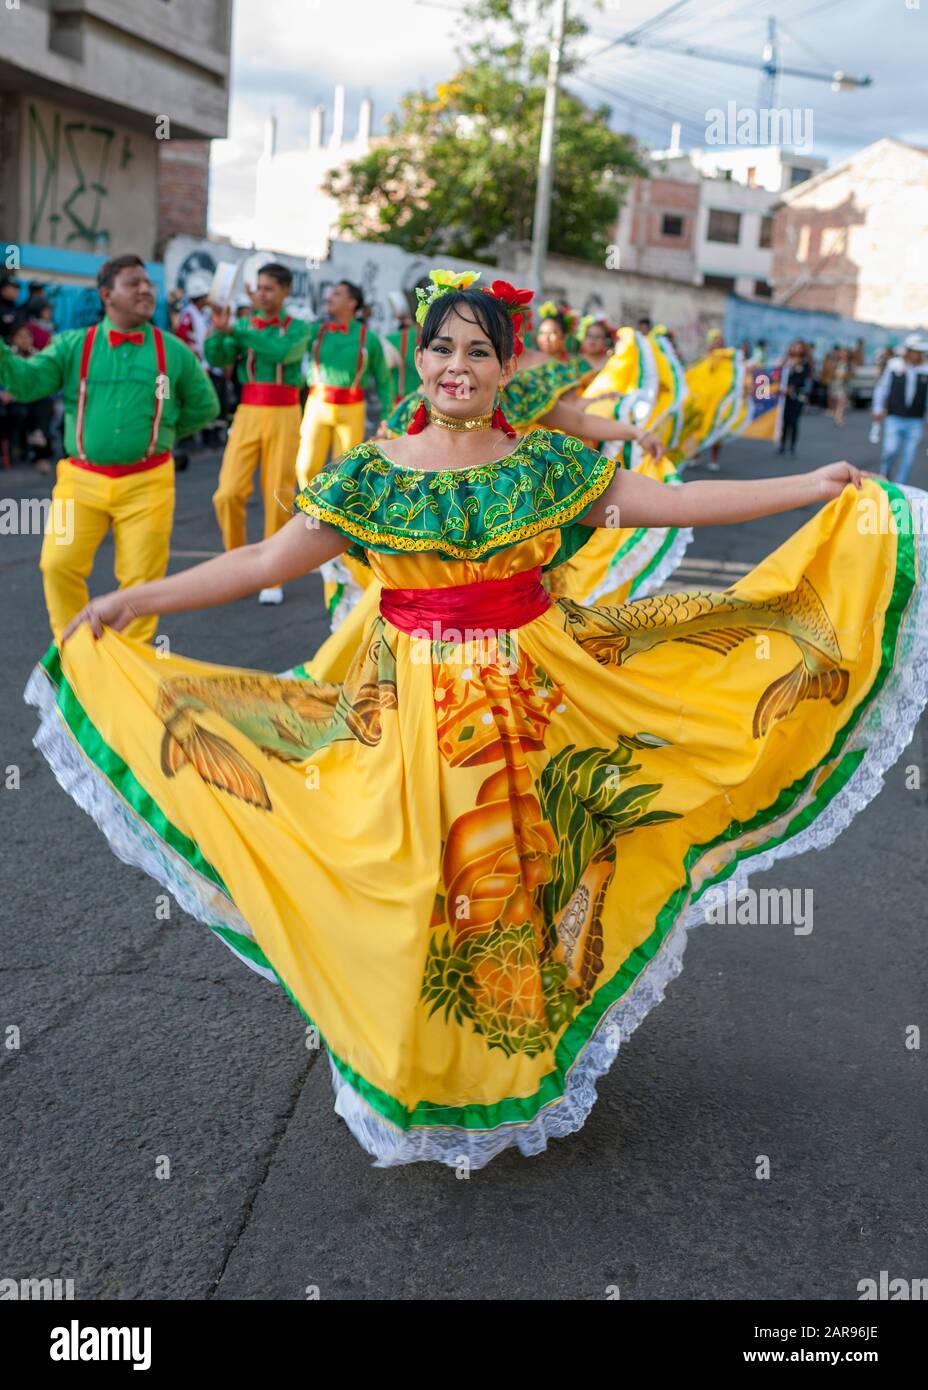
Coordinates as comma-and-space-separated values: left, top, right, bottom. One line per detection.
27, 274, 928, 1170
310, 303, 692, 668
319, 278, 664, 635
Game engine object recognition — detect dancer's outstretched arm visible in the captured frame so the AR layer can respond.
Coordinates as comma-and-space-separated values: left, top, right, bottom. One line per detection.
541, 398, 663, 459
61, 514, 349, 643
583, 459, 867, 532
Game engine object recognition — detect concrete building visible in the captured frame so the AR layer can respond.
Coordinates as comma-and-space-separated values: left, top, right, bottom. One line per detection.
614, 141, 828, 302
694, 171, 776, 301
691, 146, 827, 195
252, 87, 376, 260
0, 0, 233, 261
771, 139, 928, 329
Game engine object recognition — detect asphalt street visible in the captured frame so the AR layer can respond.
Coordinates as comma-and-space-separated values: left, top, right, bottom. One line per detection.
2, 406, 926, 1301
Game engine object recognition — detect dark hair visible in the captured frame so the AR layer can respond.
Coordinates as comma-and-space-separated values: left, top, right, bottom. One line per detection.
539, 310, 568, 336
257, 262, 293, 288
97, 254, 145, 289
584, 319, 614, 343
419, 288, 515, 366
337, 280, 365, 312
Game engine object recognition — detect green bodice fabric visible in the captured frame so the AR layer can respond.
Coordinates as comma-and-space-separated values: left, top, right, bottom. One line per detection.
293, 426, 615, 565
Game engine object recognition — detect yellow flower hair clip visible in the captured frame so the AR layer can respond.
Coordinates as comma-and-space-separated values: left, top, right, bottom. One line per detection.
415, 269, 481, 325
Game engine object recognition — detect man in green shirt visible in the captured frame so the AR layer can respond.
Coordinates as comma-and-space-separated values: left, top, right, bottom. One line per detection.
295, 280, 394, 488
205, 262, 312, 605
383, 293, 422, 406
0, 253, 219, 643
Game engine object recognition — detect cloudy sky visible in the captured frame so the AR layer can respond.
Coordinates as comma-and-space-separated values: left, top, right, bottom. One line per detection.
209, 0, 928, 242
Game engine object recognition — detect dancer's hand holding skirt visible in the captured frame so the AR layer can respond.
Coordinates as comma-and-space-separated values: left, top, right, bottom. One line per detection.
26, 428, 928, 1168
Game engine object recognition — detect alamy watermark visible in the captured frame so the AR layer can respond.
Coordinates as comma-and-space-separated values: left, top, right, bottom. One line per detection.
0, 497, 74, 545
702, 881, 814, 935
705, 101, 814, 150
0, 1275, 75, 1299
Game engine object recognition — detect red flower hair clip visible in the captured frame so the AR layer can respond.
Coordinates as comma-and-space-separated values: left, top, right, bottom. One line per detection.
481, 279, 534, 357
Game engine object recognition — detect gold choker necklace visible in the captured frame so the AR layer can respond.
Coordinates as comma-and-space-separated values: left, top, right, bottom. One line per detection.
427, 402, 494, 431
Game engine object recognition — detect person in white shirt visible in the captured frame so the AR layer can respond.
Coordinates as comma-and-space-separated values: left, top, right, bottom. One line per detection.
872, 332, 928, 486
175, 271, 213, 363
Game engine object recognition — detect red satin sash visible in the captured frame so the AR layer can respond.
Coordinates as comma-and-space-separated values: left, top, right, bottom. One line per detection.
379, 567, 550, 640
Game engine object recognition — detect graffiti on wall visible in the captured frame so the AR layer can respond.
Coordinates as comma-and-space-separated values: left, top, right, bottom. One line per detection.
28, 103, 134, 251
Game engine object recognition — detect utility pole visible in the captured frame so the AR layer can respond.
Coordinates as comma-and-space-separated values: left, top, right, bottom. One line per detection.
528, 0, 568, 297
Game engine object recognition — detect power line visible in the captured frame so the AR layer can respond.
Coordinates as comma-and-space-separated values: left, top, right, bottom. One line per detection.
591, 44, 873, 135
593, 47, 760, 106
776, 20, 836, 73
650, 0, 757, 39
579, 72, 711, 140
586, 0, 699, 62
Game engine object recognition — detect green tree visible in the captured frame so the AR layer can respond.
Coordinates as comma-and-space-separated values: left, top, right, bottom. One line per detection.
321, 0, 646, 263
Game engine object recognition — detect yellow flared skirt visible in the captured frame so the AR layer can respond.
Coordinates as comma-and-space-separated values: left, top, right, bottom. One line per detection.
25, 478, 928, 1167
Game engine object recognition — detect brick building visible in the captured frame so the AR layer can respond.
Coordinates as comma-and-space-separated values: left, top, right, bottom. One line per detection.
771, 139, 928, 328
614, 163, 701, 283
156, 141, 213, 256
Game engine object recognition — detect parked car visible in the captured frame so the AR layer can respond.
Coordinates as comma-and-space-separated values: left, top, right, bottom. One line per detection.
849, 364, 879, 408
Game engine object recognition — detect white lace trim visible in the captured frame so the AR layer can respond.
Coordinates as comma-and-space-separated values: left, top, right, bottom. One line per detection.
319, 555, 368, 632
22, 665, 276, 984
582, 521, 694, 606
23, 483, 928, 1170
629, 525, 694, 599
329, 483, 928, 1168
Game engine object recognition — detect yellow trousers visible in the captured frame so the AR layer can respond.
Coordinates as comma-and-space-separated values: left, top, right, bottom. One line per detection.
212, 403, 301, 550
295, 397, 366, 488
39, 457, 175, 644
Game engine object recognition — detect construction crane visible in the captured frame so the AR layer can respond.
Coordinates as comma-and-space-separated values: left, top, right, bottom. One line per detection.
596, 15, 872, 112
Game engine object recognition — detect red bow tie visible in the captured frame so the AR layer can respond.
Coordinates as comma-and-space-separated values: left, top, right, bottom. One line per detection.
326, 323, 349, 334
109, 329, 145, 347
253, 316, 281, 329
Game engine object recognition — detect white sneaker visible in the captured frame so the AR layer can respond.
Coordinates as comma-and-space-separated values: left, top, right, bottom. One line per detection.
258, 586, 284, 605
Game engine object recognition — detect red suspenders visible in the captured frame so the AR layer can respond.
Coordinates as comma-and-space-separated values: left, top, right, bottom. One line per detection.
146, 327, 168, 456
245, 315, 292, 386
75, 323, 168, 461
74, 325, 97, 460
312, 322, 368, 387
352, 323, 368, 388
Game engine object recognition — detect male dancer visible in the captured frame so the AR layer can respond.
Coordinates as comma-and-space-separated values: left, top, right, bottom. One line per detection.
205, 262, 312, 604
383, 292, 421, 404
295, 280, 393, 487
0, 253, 218, 643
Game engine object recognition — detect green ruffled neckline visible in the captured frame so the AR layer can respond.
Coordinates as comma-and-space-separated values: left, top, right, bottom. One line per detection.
293, 427, 616, 563
369, 432, 533, 478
